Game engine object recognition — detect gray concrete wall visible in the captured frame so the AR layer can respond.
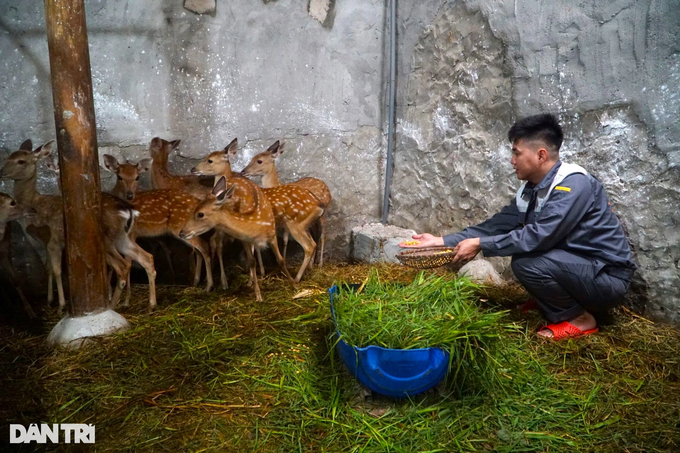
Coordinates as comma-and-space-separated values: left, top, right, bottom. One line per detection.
389, 0, 680, 324
0, 0, 414, 255
1, 0, 679, 323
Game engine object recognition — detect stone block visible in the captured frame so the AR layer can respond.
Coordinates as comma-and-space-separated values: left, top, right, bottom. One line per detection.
350, 222, 416, 264
458, 259, 504, 285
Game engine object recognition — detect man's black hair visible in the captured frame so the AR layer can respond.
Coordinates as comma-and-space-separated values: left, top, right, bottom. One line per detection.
508, 113, 563, 153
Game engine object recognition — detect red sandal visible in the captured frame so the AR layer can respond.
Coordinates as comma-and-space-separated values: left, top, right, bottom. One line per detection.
538, 321, 599, 341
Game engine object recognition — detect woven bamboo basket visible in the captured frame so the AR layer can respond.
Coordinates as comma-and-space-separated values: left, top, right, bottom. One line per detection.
395, 246, 457, 269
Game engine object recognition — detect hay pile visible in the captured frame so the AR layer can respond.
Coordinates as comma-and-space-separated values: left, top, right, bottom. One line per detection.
1, 263, 679, 452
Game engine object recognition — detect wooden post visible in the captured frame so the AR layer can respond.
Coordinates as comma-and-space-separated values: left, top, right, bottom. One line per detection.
43, 0, 108, 316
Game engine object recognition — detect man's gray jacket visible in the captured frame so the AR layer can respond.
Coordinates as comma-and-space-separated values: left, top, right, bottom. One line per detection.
443, 160, 637, 279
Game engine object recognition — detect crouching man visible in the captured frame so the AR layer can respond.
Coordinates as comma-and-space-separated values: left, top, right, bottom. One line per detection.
402, 113, 636, 340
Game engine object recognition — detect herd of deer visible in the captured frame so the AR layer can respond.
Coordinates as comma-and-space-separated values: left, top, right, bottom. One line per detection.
0, 137, 331, 315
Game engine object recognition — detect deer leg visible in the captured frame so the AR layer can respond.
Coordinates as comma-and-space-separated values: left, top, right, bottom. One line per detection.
296, 232, 316, 283
105, 248, 128, 307
267, 237, 295, 284
246, 245, 254, 287
243, 243, 262, 301
109, 258, 131, 309
306, 226, 315, 271
282, 230, 289, 267
110, 280, 123, 308
47, 241, 66, 313
123, 271, 132, 307
105, 259, 126, 303
212, 231, 228, 290
256, 248, 265, 277
287, 223, 317, 283
106, 267, 114, 301
121, 234, 136, 307
193, 251, 204, 287
316, 213, 327, 267
185, 237, 213, 293
216, 232, 228, 290
121, 240, 156, 312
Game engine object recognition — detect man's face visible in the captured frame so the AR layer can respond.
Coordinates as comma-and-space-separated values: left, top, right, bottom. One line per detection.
510, 139, 542, 181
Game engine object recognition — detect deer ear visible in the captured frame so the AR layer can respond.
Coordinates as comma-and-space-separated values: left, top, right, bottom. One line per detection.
137, 157, 153, 173
272, 141, 284, 158
216, 183, 236, 204
35, 140, 55, 159
103, 154, 119, 173
170, 139, 181, 150
224, 138, 238, 158
19, 139, 33, 151
266, 140, 280, 155
212, 176, 227, 195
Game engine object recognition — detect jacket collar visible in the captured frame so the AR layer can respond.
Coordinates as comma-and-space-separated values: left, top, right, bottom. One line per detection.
527, 160, 562, 192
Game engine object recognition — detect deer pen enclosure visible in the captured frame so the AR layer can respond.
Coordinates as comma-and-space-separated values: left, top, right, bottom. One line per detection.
1, 0, 680, 451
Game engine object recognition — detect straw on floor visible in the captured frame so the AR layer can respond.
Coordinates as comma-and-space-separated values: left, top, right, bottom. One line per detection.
1, 263, 679, 452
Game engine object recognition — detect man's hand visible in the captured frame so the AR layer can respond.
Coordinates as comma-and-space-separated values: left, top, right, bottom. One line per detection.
451, 238, 481, 264
399, 233, 444, 248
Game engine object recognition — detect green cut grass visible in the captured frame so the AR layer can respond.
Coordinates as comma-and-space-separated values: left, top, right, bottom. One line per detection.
333, 269, 511, 350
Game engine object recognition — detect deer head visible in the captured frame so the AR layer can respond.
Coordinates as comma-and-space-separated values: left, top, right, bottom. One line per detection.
103, 154, 153, 201
179, 177, 236, 240
149, 137, 181, 163
191, 138, 238, 177
0, 193, 36, 223
240, 140, 284, 178
0, 140, 55, 181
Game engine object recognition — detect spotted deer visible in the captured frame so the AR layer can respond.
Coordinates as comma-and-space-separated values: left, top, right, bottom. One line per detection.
100, 193, 157, 312
40, 151, 155, 309
103, 154, 214, 302
1, 140, 69, 311
149, 137, 212, 199
241, 140, 331, 267
0, 193, 37, 318
180, 176, 294, 301
1, 140, 157, 312
196, 141, 325, 282
190, 138, 242, 288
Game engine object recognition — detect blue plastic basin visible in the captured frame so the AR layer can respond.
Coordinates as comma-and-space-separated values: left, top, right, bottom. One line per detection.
329, 284, 450, 397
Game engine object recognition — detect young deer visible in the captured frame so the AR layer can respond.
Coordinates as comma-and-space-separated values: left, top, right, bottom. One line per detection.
180, 176, 294, 301
0, 193, 37, 318
196, 141, 325, 282
1, 140, 157, 312
39, 152, 154, 309
100, 193, 157, 312
1, 140, 68, 311
241, 140, 331, 267
191, 138, 251, 286
149, 137, 212, 199
103, 155, 214, 300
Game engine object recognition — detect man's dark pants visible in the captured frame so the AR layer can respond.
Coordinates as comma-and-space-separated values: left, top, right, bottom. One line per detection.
511, 249, 632, 324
